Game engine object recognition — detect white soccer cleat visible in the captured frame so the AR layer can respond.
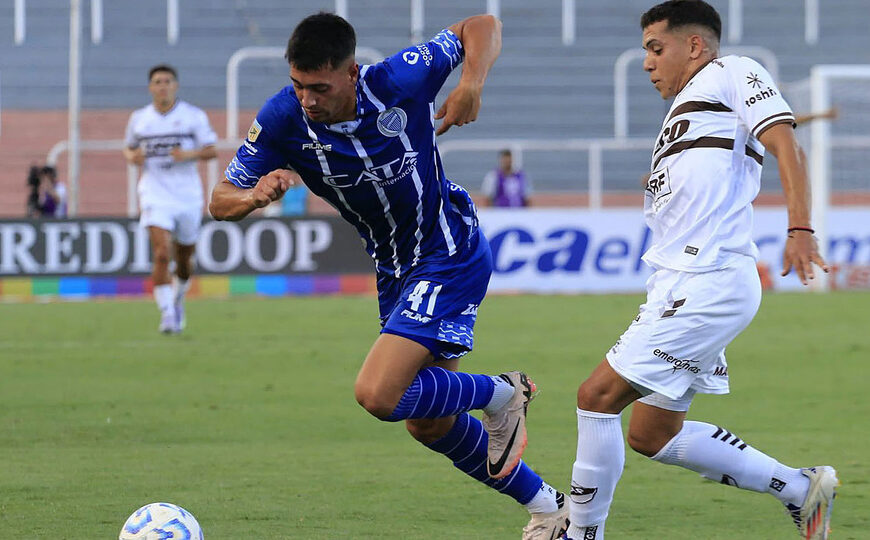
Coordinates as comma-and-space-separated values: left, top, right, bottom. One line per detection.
523, 492, 570, 540
483, 371, 537, 479
159, 310, 178, 334
785, 466, 838, 540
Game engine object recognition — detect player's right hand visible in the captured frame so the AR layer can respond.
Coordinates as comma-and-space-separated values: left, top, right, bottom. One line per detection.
251, 169, 299, 208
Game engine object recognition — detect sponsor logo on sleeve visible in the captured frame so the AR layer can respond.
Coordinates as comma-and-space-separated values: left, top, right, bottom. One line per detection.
746, 72, 763, 88
745, 86, 779, 108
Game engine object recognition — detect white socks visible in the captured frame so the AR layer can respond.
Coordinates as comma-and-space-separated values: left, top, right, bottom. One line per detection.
566, 414, 812, 540
525, 481, 561, 514
173, 277, 190, 305
651, 421, 809, 505
482, 375, 515, 415
566, 408, 624, 539
153, 284, 174, 314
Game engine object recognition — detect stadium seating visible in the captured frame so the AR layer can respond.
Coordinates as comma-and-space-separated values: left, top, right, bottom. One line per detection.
1, 0, 868, 215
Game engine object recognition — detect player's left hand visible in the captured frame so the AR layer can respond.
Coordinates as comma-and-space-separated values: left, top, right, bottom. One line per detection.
781, 231, 830, 285
435, 82, 482, 136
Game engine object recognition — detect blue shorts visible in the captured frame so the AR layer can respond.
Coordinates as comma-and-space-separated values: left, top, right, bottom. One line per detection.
377, 231, 492, 360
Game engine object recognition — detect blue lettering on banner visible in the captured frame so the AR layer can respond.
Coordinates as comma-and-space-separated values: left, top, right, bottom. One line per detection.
595, 238, 630, 275
488, 225, 651, 276
536, 229, 589, 272
488, 228, 535, 272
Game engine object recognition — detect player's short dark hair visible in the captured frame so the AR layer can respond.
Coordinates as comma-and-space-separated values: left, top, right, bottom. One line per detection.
499, 149, 512, 157
285, 12, 356, 71
641, 0, 722, 42
148, 64, 178, 82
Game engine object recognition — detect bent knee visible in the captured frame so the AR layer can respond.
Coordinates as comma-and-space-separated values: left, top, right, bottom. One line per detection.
626, 430, 665, 457
152, 249, 171, 267
353, 382, 398, 420
577, 379, 625, 414
405, 417, 453, 444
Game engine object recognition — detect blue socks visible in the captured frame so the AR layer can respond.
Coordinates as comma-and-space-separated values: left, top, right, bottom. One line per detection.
386, 366, 495, 421
426, 412, 542, 504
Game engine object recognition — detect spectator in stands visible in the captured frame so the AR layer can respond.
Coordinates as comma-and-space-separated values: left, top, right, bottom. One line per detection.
481, 149, 531, 207
26, 165, 67, 218
36, 166, 67, 218
123, 64, 217, 334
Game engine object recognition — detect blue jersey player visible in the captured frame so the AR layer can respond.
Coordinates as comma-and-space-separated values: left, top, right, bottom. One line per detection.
209, 12, 568, 538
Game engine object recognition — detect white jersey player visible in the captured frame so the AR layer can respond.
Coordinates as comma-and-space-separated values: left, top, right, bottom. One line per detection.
123, 65, 217, 334
563, 2, 837, 540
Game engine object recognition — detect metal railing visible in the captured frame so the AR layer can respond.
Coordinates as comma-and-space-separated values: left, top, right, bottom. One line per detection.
613, 46, 779, 139
225, 46, 385, 140
9, 0, 827, 48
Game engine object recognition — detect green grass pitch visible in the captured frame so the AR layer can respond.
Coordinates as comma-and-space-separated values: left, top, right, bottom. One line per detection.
1, 291, 868, 538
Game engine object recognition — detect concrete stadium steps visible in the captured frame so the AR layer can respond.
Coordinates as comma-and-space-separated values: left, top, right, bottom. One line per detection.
2, 0, 868, 215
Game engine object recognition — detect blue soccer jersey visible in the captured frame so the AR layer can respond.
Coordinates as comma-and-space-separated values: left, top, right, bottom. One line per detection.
225, 29, 479, 278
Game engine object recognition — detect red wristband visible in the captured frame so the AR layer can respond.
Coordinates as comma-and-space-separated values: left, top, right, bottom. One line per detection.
787, 226, 815, 234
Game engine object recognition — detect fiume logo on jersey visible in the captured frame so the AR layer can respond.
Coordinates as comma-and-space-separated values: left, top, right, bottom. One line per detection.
377, 107, 408, 137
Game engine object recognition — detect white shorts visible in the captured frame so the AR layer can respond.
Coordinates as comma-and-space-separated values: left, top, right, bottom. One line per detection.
140, 204, 202, 246
606, 256, 761, 402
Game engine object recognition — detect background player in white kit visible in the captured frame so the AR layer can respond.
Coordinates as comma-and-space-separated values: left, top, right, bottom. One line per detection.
123, 65, 217, 334
562, 2, 838, 539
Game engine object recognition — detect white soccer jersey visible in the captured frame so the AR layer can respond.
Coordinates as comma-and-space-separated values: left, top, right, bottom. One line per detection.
642, 55, 795, 272
125, 100, 217, 209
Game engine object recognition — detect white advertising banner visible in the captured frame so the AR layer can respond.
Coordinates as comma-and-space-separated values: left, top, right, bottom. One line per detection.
479, 207, 870, 293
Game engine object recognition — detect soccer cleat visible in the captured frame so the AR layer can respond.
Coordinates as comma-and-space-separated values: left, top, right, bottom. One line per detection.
523, 492, 570, 540
159, 310, 178, 334
483, 371, 537, 479
174, 299, 186, 331
785, 466, 838, 540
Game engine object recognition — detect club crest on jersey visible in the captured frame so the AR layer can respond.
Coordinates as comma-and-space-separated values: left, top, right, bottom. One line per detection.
377, 107, 407, 137
247, 119, 262, 142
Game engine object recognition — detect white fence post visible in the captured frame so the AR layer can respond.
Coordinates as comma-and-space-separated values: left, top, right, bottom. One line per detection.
335, 0, 348, 19
167, 0, 179, 45
562, 0, 575, 46
410, 0, 424, 43
805, 0, 819, 45
91, 0, 103, 44
15, 0, 26, 44
727, 0, 742, 44
68, 0, 82, 217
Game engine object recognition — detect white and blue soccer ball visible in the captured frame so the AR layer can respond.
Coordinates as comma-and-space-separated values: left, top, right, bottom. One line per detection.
119, 502, 204, 540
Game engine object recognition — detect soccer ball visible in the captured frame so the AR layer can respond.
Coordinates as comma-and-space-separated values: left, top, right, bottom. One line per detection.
119, 502, 204, 540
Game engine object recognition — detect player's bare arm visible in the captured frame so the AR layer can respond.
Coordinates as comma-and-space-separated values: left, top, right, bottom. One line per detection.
435, 14, 502, 136
122, 146, 146, 166
170, 144, 218, 162
209, 169, 298, 221
758, 123, 830, 284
